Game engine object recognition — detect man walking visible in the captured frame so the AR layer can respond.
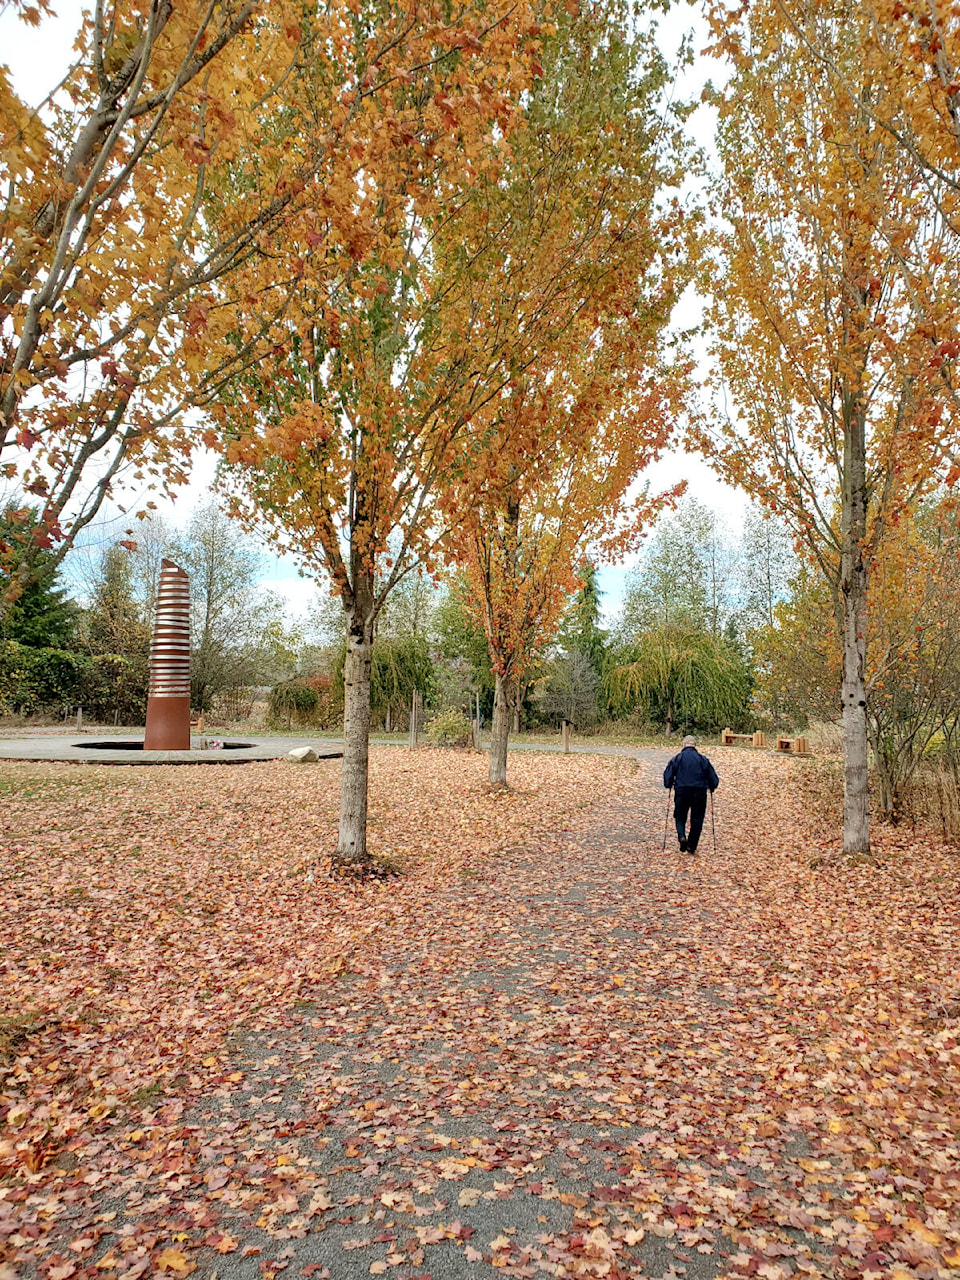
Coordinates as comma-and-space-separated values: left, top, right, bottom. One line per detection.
663, 734, 720, 855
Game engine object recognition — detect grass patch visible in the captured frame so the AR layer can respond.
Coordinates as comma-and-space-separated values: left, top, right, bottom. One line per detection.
0, 1013, 54, 1062
128, 1080, 164, 1106
0, 762, 122, 801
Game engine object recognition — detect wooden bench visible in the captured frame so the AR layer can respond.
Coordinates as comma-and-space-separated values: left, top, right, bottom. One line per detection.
721, 729, 767, 748
776, 735, 809, 755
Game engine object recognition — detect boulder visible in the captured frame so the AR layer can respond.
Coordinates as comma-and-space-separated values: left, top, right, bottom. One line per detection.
287, 746, 319, 763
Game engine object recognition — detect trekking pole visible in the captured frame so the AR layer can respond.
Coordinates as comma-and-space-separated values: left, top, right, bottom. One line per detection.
710, 789, 717, 855
662, 786, 672, 854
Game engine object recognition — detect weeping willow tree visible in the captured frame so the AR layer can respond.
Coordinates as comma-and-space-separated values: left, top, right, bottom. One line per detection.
608, 626, 752, 733
335, 635, 435, 729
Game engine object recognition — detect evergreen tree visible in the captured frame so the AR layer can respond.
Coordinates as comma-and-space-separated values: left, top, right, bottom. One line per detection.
0, 507, 77, 648
558, 562, 607, 676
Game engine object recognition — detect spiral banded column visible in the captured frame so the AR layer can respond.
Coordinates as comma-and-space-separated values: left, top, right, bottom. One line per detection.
143, 559, 192, 751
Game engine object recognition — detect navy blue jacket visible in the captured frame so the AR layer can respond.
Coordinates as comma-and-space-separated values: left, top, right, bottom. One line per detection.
663, 745, 719, 792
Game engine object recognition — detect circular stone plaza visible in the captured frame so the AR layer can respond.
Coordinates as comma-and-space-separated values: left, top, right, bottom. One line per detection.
0, 733, 343, 765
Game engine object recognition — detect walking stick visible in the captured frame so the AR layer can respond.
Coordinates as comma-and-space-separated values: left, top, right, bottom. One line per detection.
662, 786, 672, 854
710, 789, 717, 855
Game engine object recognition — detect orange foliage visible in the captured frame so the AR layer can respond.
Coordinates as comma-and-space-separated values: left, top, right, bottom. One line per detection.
699, 0, 960, 853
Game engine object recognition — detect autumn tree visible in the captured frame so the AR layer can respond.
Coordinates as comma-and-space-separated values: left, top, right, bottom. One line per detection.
442, 0, 693, 785
455, 377, 679, 783
701, 0, 960, 854
859, 498, 960, 818
761, 498, 960, 820
749, 568, 839, 733
741, 1, 960, 232
0, 1, 319, 609
2, 0, 512, 623
217, 1, 553, 864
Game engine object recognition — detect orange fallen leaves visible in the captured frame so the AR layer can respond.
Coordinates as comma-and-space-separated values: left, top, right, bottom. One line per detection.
0, 746, 958, 1280
0, 747, 631, 1177
155, 1247, 193, 1273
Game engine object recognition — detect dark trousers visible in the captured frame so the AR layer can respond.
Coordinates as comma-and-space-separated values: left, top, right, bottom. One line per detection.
674, 785, 708, 852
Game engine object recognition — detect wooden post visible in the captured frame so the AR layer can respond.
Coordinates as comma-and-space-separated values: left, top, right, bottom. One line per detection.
752, 730, 766, 748
408, 690, 420, 748
76, 705, 83, 731
721, 727, 733, 746
562, 719, 571, 754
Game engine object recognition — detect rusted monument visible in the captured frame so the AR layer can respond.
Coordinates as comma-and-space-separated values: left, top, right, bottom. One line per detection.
143, 559, 192, 751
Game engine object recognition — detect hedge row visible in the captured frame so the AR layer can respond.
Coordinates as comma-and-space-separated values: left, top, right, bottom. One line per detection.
0, 641, 148, 722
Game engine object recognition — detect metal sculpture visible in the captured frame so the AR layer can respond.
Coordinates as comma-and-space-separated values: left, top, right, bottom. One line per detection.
143, 559, 192, 751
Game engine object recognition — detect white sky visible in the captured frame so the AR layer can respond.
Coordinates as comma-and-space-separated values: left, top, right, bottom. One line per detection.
1, 0, 743, 624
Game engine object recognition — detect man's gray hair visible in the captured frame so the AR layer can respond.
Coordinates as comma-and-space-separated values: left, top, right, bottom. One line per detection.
681, 734, 697, 747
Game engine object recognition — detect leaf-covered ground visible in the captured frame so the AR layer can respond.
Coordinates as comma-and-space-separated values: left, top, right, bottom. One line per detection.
1, 747, 958, 1280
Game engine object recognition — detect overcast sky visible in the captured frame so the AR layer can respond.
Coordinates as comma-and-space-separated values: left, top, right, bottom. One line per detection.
2, 0, 743, 623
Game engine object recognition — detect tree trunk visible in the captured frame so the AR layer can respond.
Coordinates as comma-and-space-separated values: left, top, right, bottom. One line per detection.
840, 388, 870, 855
489, 670, 513, 786
335, 592, 374, 868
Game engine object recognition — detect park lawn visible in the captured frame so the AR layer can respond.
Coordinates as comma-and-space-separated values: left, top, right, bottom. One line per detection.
0, 748, 634, 1185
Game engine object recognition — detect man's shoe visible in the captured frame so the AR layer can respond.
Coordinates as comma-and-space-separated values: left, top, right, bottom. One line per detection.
687, 846, 698, 856
679, 838, 687, 852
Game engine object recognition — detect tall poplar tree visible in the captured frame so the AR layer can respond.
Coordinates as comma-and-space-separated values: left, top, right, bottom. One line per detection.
438, 0, 693, 786
702, 0, 960, 854
218, 0, 554, 866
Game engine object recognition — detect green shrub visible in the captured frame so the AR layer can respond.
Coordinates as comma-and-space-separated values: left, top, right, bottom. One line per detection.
0, 641, 149, 721
269, 680, 320, 727
0, 640, 90, 715
304, 673, 343, 730
424, 706, 473, 748
81, 654, 148, 723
